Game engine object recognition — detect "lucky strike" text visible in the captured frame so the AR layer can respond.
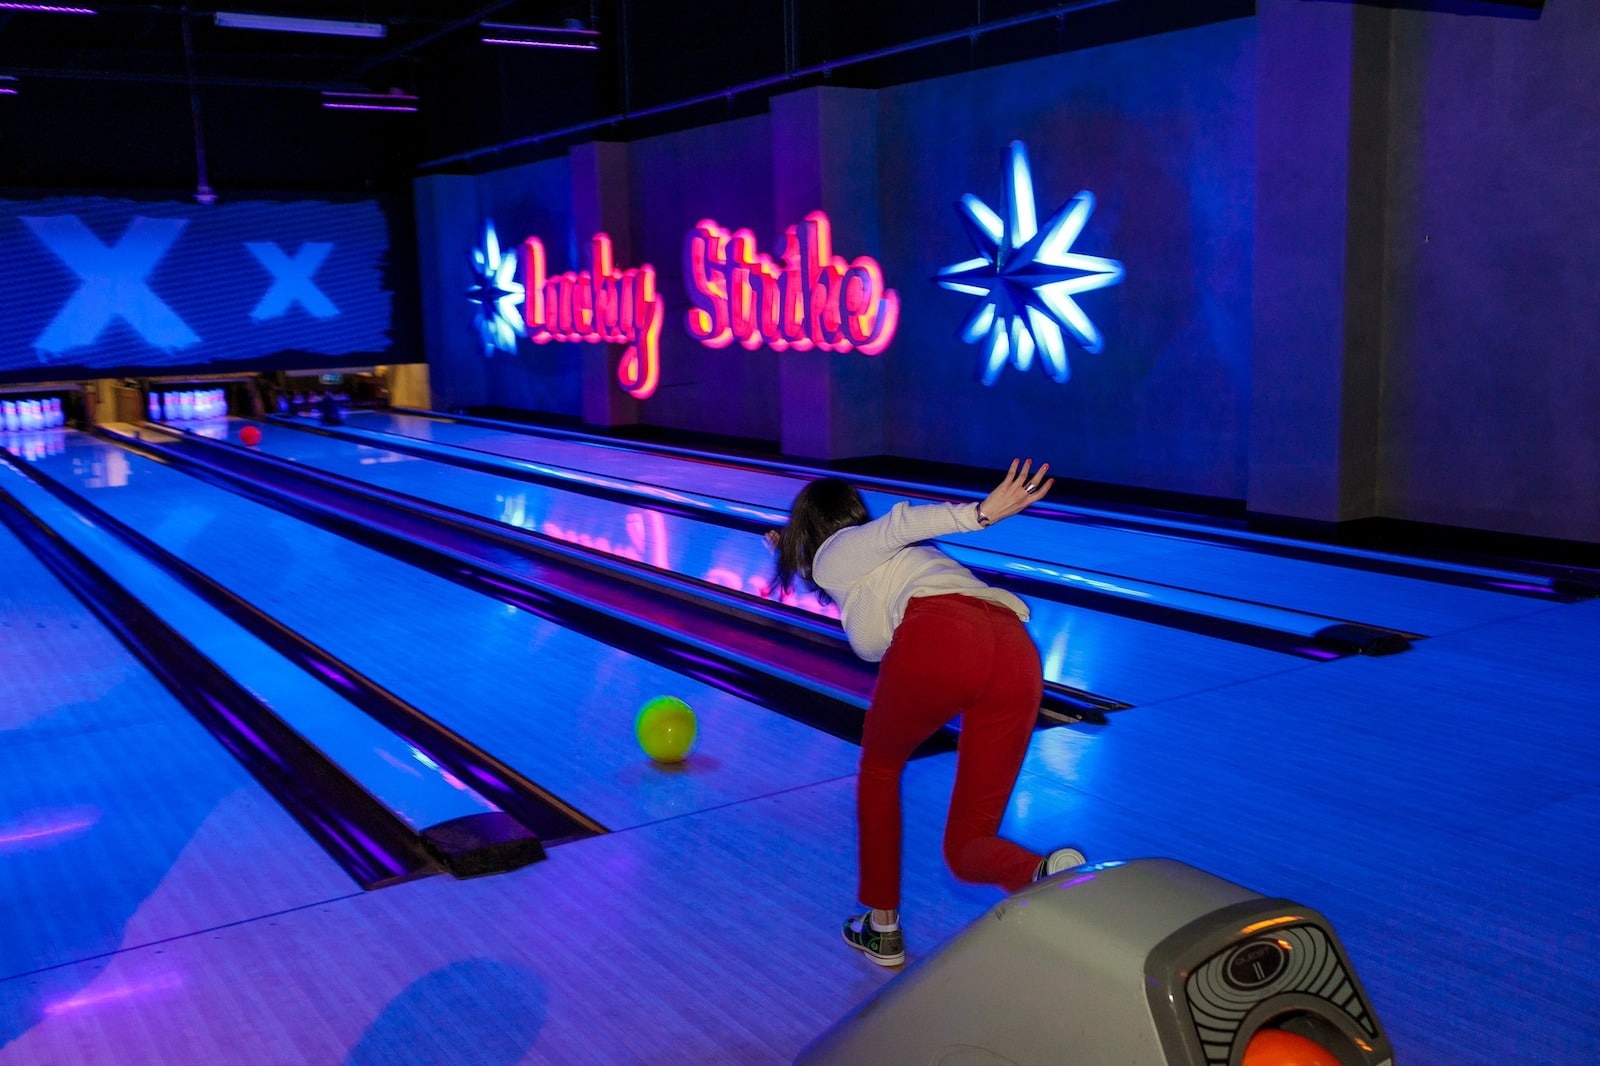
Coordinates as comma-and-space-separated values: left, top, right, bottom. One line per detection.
684, 211, 898, 355
522, 233, 664, 399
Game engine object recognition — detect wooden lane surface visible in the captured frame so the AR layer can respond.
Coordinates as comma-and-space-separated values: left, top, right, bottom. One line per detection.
35, 435, 863, 833
1001, 599, 1600, 1064
350, 411, 1550, 635
0, 463, 1593, 1063
221, 421, 1327, 707
0, 512, 357, 1040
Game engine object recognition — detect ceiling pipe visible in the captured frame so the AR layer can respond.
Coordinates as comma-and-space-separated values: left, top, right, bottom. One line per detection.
180, 6, 215, 203
1, 64, 373, 91
348, 0, 522, 78
419, 0, 1122, 171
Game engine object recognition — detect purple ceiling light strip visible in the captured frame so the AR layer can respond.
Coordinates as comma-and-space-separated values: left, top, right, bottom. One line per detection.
480, 37, 598, 50
0, 2, 96, 12
322, 101, 417, 112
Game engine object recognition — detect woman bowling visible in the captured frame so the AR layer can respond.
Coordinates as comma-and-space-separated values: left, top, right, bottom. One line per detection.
771, 459, 1084, 967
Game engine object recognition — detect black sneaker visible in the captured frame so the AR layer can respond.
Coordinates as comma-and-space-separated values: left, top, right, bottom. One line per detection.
1032, 846, 1087, 883
842, 911, 905, 967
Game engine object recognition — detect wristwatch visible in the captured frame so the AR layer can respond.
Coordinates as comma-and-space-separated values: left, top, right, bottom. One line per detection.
975, 504, 992, 527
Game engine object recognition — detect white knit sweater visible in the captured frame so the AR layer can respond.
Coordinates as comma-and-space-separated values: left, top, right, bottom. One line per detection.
811, 501, 1030, 662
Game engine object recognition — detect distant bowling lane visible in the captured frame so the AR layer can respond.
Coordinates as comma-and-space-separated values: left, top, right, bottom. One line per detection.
0, 498, 358, 1041
331, 410, 1546, 636
202, 417, 1315, 707
22, 431, 861, 832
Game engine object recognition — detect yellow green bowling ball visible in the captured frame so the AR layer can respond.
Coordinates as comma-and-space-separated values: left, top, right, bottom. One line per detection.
635, 696, 698, 763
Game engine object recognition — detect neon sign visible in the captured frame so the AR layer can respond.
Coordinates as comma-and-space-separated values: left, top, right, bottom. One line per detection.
467, 222, 525, 356
470, 222, 662, 399
937, 140, 1123, 385
685, 210, 898, 355
522, 233, 664, 399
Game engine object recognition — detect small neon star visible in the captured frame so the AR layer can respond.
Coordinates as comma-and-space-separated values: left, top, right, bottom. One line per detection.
937, 140, 1124, 385
466, 222, 524, 356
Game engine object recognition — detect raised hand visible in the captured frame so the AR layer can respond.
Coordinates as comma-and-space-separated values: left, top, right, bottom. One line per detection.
977, 458, 1054, 526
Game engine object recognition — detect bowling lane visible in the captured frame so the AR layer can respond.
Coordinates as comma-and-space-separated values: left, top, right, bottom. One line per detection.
25, 431, 862, 831
0, 491, 358, 1029
332, 409, 1551, 635
165, 420, 1312, 706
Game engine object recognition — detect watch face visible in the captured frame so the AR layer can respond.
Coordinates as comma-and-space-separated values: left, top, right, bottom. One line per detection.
1223, 938, 1287, 991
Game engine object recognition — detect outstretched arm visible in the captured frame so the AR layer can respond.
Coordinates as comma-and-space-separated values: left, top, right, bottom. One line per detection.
812, 459, 1054, 589
974, 458, 1054, 528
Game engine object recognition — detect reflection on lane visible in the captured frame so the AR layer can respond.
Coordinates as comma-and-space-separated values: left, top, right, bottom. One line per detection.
354, 410, 1554, 632
25, 432, 864, 832
226, 421, 1313, 703
498, 489, 835, 616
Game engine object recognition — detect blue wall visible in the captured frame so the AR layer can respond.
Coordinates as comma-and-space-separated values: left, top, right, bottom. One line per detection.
418, 20, 1254, 496
414, 2, 1598, 545
0, 196, 403, 383
877, 20, 1255, 497
628, 116, 778, 440
1377, 2, 1600, 541
416, 156, 579, 418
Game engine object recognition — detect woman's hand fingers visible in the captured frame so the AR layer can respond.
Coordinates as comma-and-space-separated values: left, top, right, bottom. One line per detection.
1004, 457, 1021, 487
979, 458, 1052, 525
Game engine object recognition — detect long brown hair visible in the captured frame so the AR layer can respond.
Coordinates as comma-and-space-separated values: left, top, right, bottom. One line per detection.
773, 477, 869, 604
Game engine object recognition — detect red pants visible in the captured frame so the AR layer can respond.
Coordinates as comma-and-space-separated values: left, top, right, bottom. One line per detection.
857, 593, 1045, 909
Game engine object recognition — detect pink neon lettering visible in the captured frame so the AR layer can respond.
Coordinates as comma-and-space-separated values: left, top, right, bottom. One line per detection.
522, 233, 664, 400
683, 210, 898, 355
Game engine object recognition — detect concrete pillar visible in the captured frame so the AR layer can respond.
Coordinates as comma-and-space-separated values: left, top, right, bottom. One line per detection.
770, 87, 889, 461
570, 141, 641, 428
1249, 0, 1392, 524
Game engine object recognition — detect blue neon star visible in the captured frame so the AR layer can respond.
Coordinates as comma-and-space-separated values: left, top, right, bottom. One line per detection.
937, 141, 1124, 385
466, 222, 524, 357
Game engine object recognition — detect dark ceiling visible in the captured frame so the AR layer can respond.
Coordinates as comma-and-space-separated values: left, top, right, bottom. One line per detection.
0, 0, 1255, 198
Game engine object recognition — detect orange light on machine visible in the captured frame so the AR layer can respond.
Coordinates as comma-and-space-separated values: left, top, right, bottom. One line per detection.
1238, 915, 1305, 936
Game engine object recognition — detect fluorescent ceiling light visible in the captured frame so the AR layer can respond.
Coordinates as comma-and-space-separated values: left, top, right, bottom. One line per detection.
480, 37, 597, 50
320, 89, 417, 113
480, 21, 598, 49
0, 3, 96, 12
323, 102, 416, 112
215, 12, 386, 38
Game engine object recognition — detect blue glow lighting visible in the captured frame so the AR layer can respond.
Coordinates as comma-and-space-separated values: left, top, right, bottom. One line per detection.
24, 214, 199, 356
467, 222, 525, 356
938, 141, 1124, 386
245, 241, 337, 321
